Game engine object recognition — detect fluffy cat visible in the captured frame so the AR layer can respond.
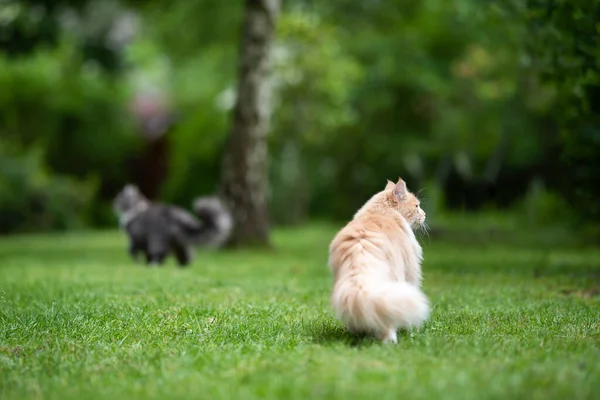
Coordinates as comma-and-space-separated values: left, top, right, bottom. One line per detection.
328, 177, 430, 344
113, 184, 232, 266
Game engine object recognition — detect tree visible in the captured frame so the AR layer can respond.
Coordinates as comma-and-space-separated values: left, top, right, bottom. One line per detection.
220, 0, 280, 247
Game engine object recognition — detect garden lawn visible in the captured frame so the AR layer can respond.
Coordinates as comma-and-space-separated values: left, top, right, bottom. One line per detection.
0, 215, 599, 400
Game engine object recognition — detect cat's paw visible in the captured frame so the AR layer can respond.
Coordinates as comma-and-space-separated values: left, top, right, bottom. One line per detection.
380, 329, 398, 344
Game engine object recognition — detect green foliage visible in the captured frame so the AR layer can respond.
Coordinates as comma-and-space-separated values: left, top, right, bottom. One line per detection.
0, 0, 598, 232
0, 45, 140, 226
269, 11, 363, 223
267, 1, 558, 220
0, 222, 599, 398
518, 178, 573, 226
522, 0, 600, 226
125, 0, 559, 222
159, 47, 234, 204
525, 0, 600, 114
133, 0, 243, 64
0, 147, 96, 233
120, 17, 239, 205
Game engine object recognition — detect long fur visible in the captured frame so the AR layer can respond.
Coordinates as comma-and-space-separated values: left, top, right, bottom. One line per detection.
113, 184, 232, 266
192, 197, 232, 247
328, 178, 430, 343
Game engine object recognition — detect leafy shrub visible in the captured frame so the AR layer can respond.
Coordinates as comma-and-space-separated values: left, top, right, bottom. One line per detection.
518, 179, 571, 226
0, 148, 96, 234
523, 0, 600, 233
0, 46, 140, 227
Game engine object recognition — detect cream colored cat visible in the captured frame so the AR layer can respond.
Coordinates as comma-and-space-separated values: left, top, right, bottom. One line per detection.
328, 177, 430, 344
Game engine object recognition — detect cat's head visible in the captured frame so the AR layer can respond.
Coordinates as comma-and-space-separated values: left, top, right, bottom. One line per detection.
113, 184, 147, 215
384, 178, 426, 229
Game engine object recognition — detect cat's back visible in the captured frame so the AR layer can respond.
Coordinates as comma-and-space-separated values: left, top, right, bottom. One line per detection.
329, 212, 407, 265
126, 205, 172, 238
331, 212, 403, 245
328, 213, 403, 277
329, 211, 422, 285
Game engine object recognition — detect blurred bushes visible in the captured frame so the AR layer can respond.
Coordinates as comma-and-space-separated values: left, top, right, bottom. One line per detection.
265, 1, 559, 221
519, 179, 572, 227
269, 10, 363, 224
0, 0, 598, 236
523, 0, 600, 228
155, 48, 232, 206
0, 147, 96, 233
0, 44, 139, 232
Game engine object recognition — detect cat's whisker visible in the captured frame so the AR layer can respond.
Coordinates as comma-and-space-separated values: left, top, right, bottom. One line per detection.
424, 224, 431, 242
418, 221, 431, 243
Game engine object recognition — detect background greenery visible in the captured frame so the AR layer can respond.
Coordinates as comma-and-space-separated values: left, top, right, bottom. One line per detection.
0, 0, 598, 235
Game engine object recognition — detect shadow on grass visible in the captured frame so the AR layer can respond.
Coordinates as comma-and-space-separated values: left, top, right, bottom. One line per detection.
307, 321, 381, 348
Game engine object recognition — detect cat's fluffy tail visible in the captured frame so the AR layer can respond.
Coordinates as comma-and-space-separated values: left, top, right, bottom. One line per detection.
189, 196, 233, 247
331, 277, 430, 337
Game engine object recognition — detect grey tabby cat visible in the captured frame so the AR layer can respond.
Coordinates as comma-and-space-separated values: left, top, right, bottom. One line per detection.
113, 184, 232, 266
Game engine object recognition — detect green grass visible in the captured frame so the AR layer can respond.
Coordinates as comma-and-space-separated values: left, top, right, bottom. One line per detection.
0, 215, 599, 400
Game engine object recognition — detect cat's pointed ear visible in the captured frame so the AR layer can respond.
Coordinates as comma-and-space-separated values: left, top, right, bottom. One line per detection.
124, 184, 139, 195
385, 179, 395, 191
393, 178, 408, 200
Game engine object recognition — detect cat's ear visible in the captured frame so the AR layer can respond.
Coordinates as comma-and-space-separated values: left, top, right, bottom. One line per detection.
385, 179, 396, 191
393, 178, 408, 200
124, 184, 139, 195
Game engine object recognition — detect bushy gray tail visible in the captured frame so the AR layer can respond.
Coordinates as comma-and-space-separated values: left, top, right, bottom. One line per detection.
190, 196, 233, 247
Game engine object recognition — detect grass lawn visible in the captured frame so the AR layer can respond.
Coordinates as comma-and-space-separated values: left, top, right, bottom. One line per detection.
0, 214, 599, 399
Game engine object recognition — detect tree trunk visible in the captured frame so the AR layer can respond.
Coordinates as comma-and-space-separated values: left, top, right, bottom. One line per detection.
220, 0, 279, 247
